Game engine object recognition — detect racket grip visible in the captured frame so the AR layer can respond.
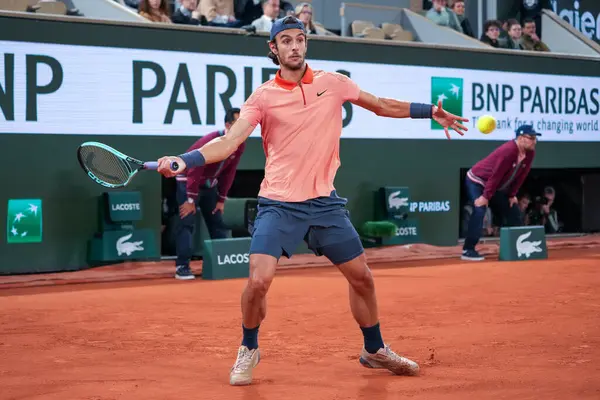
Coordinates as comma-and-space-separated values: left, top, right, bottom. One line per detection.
144, 161, 180, 171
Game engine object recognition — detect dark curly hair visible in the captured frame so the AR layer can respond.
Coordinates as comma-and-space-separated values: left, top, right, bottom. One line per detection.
267, 42, 280, 66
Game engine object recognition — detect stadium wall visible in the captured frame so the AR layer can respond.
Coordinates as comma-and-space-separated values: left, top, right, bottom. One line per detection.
1, 12, 600, 274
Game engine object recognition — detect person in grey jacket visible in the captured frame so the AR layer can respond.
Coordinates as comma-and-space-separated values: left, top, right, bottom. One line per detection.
251, 0, 280, 32
426, 0, 463, 33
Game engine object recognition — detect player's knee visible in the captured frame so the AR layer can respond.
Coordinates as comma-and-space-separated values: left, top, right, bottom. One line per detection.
352, 268, 375, 295
247, 257, 276, 297
248, 275, 273, 297
345, 259, 375, 295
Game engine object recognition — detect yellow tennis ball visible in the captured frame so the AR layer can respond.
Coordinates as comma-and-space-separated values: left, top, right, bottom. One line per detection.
477, 115, 497, 134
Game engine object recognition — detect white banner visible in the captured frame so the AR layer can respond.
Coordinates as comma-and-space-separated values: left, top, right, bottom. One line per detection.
1, 40, 599, 141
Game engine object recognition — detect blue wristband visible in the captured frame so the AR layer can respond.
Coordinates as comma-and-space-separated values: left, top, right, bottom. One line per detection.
409, 103, 433, 119
178, 150, 206, 169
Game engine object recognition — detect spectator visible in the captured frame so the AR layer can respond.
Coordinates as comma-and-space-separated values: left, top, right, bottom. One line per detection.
251, 0, 280, 32
172, 0, 206, 25
426, 0, 463, 33
451, 0, 474, 37
123, 0, 141, 10
508, 0, 551, 38
461, 124, 540, 261
518, 193, 532, 224
173, 108, 246, 280
294, 2, 325, 35
528, 186, 562, 233
234, 0, 263, 26
482, 207, 498, 237
480, 20, 502, 48
200, 0, 241, 27
505, 18, 524, 49
279, 0, 294, 17
138, 0, 172, 23
521, 18, 550, 51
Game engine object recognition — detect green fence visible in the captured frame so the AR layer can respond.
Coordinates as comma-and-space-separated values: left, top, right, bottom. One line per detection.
1, 12, 599, 274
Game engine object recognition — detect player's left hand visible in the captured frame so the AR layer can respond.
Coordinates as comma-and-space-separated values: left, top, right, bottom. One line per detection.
432, 100, 469, 140
509, 196, 519, 207
212, 201, 225, 215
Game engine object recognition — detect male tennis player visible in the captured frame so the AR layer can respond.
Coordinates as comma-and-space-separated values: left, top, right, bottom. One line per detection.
156, 16, 468, 386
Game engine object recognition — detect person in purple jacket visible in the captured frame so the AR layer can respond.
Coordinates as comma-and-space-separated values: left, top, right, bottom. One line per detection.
174, 108, 245, 280
462, 124, 540, 261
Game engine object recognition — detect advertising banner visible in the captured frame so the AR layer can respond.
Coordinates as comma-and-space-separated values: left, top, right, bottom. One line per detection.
552, 0, 600, 44
2, 40, 599, 141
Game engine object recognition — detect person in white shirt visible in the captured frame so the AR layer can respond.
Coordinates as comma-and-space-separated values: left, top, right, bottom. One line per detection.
251, 0, 280, 32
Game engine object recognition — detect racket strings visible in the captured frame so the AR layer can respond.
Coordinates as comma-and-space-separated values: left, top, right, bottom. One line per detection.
79, 146, 131, 185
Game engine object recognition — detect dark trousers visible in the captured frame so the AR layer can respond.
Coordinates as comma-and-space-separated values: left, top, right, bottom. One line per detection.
463, 178, 522, 251
175, 181, 228, 267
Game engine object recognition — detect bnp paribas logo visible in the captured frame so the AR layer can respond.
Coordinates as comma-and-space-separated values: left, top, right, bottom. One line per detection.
431, 77, 463, 130
7, 199, 43, 244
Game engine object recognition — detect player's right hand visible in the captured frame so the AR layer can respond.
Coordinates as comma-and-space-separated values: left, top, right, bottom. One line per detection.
157, 156, 186, 177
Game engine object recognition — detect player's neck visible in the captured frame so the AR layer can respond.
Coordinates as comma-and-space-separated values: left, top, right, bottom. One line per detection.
279, 63, 307, 83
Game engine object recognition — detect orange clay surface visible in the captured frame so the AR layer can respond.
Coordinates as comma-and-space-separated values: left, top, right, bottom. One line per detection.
1, 248, 600, 400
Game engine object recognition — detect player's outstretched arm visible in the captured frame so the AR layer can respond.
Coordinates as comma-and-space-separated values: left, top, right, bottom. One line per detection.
156, 118, 254, 177
351, 90, 469, 140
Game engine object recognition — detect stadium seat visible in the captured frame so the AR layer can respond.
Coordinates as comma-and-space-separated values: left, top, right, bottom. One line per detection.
362, 26, 386, 40
34, 1, 67, 15
389, 29, 413, 41
381, 22, 414, 41
381, 22, 402, 37
351, 20, 375, 37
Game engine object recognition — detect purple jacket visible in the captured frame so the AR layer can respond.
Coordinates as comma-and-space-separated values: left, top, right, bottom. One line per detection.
177, 130, 246, 201
467, 140, 535, 200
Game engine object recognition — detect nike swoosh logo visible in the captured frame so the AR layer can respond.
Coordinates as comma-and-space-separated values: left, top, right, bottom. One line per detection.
317, 90, 327, 97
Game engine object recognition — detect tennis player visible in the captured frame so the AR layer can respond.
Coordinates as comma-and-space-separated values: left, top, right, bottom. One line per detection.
156, 16, 468, 386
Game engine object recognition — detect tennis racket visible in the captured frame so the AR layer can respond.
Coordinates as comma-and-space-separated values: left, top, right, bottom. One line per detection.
76, 141, 179, 188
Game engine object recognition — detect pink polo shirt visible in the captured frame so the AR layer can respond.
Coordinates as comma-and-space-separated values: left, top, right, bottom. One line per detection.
239, 65, 361, 202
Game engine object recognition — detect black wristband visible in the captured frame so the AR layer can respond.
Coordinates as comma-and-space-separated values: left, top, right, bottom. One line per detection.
179, 150, 206, 168
409, 103, 433, 119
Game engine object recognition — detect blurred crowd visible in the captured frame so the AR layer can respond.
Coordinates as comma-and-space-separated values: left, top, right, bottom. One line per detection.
122, 0, 331, 36
424, 0, 550, 52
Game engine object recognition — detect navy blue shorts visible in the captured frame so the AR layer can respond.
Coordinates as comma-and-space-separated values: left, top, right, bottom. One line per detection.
248, 191, 364, 265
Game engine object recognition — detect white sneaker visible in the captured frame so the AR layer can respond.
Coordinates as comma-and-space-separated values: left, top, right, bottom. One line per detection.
359, 344, 420, 376
229, 345, 260, 386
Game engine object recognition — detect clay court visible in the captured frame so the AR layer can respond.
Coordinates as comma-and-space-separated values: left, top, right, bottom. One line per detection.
1, 238, 600, 400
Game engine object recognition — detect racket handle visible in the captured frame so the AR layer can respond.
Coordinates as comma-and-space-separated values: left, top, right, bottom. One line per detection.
144, 162, 159, 170
144, 161, 180, 172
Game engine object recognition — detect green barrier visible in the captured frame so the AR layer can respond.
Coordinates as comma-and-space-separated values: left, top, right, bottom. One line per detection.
201, 237, 251, 280
87, 192, 159, 265
375, 187, 411, 221
221, 198, 259, 231
106, 191, 142, 222
362, 218, 421, 248
499, 226, 548, 261
88, 229, 159, 264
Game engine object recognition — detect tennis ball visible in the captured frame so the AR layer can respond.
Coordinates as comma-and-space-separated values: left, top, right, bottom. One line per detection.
477, 115, 497, 134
